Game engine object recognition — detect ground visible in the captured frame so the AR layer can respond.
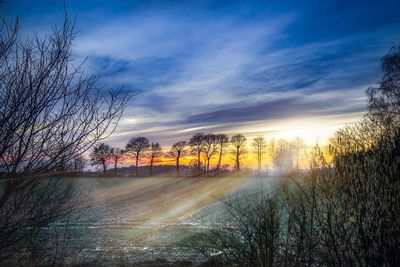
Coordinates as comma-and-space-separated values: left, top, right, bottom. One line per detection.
63, 175, 279, 266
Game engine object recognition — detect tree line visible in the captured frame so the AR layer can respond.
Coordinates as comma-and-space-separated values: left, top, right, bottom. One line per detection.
90, 133, 308, 176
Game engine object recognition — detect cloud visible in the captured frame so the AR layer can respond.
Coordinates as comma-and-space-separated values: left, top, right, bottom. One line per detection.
82, 7, 398, 146
185, 89, 367, 125
4, 0, 400, 147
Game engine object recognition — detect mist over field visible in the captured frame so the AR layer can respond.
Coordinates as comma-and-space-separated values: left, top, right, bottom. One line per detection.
58, 176, 277, 265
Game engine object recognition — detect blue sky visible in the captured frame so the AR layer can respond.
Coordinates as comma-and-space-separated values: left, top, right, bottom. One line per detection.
2, 0, 400, 147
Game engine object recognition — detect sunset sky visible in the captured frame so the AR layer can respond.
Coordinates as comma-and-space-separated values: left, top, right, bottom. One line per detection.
3, 0, 400, 149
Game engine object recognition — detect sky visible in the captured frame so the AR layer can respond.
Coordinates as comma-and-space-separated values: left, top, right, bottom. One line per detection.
2, 0, 400, 149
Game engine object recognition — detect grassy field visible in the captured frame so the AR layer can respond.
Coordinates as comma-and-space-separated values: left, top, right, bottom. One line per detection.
62, 175, 280, 265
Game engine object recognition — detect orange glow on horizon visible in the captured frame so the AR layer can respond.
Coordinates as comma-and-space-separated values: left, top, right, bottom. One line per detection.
120, 148, 311, 170
114, 114, 362, 170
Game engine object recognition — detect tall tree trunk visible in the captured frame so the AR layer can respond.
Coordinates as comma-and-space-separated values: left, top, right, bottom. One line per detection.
102, 161, 107, 174
176, 152, 180, 176
207, 157, 210, 175
150, 156, 154, 176
135, 154, 139, 176
236, 147, 240, 171
197, 150, 201, 174
114, 158, 118, 173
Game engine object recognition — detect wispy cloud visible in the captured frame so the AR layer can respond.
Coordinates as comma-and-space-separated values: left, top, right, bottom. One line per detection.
3, 0, 400, 147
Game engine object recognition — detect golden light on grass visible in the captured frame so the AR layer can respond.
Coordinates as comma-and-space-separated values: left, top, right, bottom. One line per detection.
89, 176, 249, 244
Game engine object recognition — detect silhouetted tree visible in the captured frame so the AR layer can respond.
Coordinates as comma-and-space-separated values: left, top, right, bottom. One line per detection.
0, 14, 129, 263
90, 143, 112, 173
252, 136, 266, 174
149, 142, 162, 176
202, 134, 218, 174
170, 141, 187, 175
110, 147, 124, 173
189, 133, 205, 174
368, 45, 400, 128
72, 155, 85, 174
125, 137, 150, 176
230, 134, 247, 171
216, 134, 229, 172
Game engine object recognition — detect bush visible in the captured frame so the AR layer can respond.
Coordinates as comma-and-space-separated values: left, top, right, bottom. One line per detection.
195, 190, 282, 267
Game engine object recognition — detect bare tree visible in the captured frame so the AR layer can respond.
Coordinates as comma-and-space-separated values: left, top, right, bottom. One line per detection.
0, 15, 129, 263
125, 137, 150, 176
230, 134, 247, 172
291, 137, 306, 170
252, 136, 267, 174
110, 147, 124, 173
367, 45, 400, 130
72, 155, 85, 174
196, 190, 282, 266
189, 133, 205, 174
202, 134, 218, 174
90, 143, 112, 173
274, 139, 294, 175
215, 134, 229, 172
282, 49, 400, 266
169, 141, 187, 176
148, 142, 162, 176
